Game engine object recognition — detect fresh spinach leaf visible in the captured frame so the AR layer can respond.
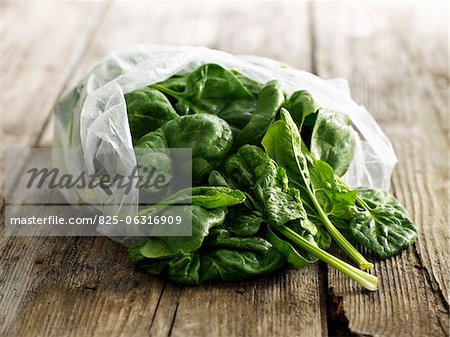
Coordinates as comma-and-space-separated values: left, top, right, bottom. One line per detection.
161, 186, 246, 209
132, 218, 285, 285
224, 145, 314, 233
125, 87, 178, 143
153, 64, 257, 131
137, 252, 201, 285
231, 70, 264, 96
233, 81, 285, 149
308, 158, 357, 222
157, 75, 187, 93
137, 113, 233, 183
284, 90, 316, 128
310, 109, 356, 177
200, 245, 285, 283
225, 207, 264, 236
350, 187, 417, 258
132, 206, 226, 259
284, 91, 355, 177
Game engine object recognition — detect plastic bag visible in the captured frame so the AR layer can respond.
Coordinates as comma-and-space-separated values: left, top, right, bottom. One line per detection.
54, 45, 397, 243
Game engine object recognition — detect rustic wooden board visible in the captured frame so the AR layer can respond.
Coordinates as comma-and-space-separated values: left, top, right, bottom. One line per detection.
313, 3, 449, 336
0, 1, 106, 151
1, 1, 108, 335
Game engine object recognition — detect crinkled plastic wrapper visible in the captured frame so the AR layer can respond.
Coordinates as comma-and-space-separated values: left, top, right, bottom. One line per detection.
54, 45, 397, 245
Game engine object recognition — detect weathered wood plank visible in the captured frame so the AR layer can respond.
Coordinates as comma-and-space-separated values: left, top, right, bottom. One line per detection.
313, 3, 449, 336
1, 2, 108, 335
0, 1, 106, 152
168, 269, 325, 337
1, 235, 166, 337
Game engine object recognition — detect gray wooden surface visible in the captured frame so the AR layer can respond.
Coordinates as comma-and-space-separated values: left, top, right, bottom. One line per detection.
1, 2, 448, 337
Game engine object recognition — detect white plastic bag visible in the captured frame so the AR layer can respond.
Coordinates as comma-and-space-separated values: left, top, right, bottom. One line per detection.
54, 45, 397, 243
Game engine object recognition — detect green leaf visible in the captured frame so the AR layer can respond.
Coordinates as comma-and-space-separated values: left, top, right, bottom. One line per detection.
125, 87, 178, 143
208, 170, 230, 187
161, 186, 246, 209
231, 70, 264, 96
308, 159, 357, 221
135, 206, 226, 259
233, 81, 285, 149
138, 252, 201, 285
205, 228, 274, 254
224, 145, 312, 231
225, 207, 264, 236
310, 109, 356, 177
283, 91, 355, 176
262, 108, 373, 270
200, 242, 285, 283
261, 108, 310, 187
350, 188, 417, 258
208, 170, 262, 212
191, 187, 245, 208
166, 253, 201, 285
315, 225, 332, 250
284, 90, 316, 128
153, 64, 257, 131
137, 113, 233, 183
137, 229, 286, 285
157, 75, 187, 93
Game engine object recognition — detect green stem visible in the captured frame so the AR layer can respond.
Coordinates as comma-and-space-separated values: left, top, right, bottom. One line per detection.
304, 183, 373, 270
151, 83, 183, 98
275, 225, 378, 291
292, 149, 373, 270
152, 84, 210, 115
335, 176, 372, 211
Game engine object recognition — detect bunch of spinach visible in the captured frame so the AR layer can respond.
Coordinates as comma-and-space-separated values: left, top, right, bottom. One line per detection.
125, 63, 417, 291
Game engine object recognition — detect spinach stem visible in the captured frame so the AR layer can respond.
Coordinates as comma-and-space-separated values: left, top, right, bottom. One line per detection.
294, 170, 373, 270
307, 184, 373, 270
276, 225, 378, 291
292, 142, 373, 270
152, 84, 209, 114
335, 176, 372, 211
151, 83, 182, 98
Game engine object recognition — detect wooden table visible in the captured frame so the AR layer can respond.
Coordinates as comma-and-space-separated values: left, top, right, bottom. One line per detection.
1, 2, 448, 336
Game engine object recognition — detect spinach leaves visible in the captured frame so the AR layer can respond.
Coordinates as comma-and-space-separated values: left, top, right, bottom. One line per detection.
136, 113, 233, 183
125, 87, 179, 143
152, 64, 257, 132
130, 186, 285, 284
233, 81, 285, 149
351, 187, 417, 258
262, 109, 373, 269
283, 91, 356, 176
126, 63, 417, 291
309, 109, 356, 177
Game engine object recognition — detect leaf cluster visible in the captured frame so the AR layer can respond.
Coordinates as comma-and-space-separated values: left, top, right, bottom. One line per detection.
125, 64, 417, 290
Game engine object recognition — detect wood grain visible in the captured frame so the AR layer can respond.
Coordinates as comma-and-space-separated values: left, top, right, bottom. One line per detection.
0, 1, 106, 150
1, 2, 107, 335
313, 3, 449, 336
